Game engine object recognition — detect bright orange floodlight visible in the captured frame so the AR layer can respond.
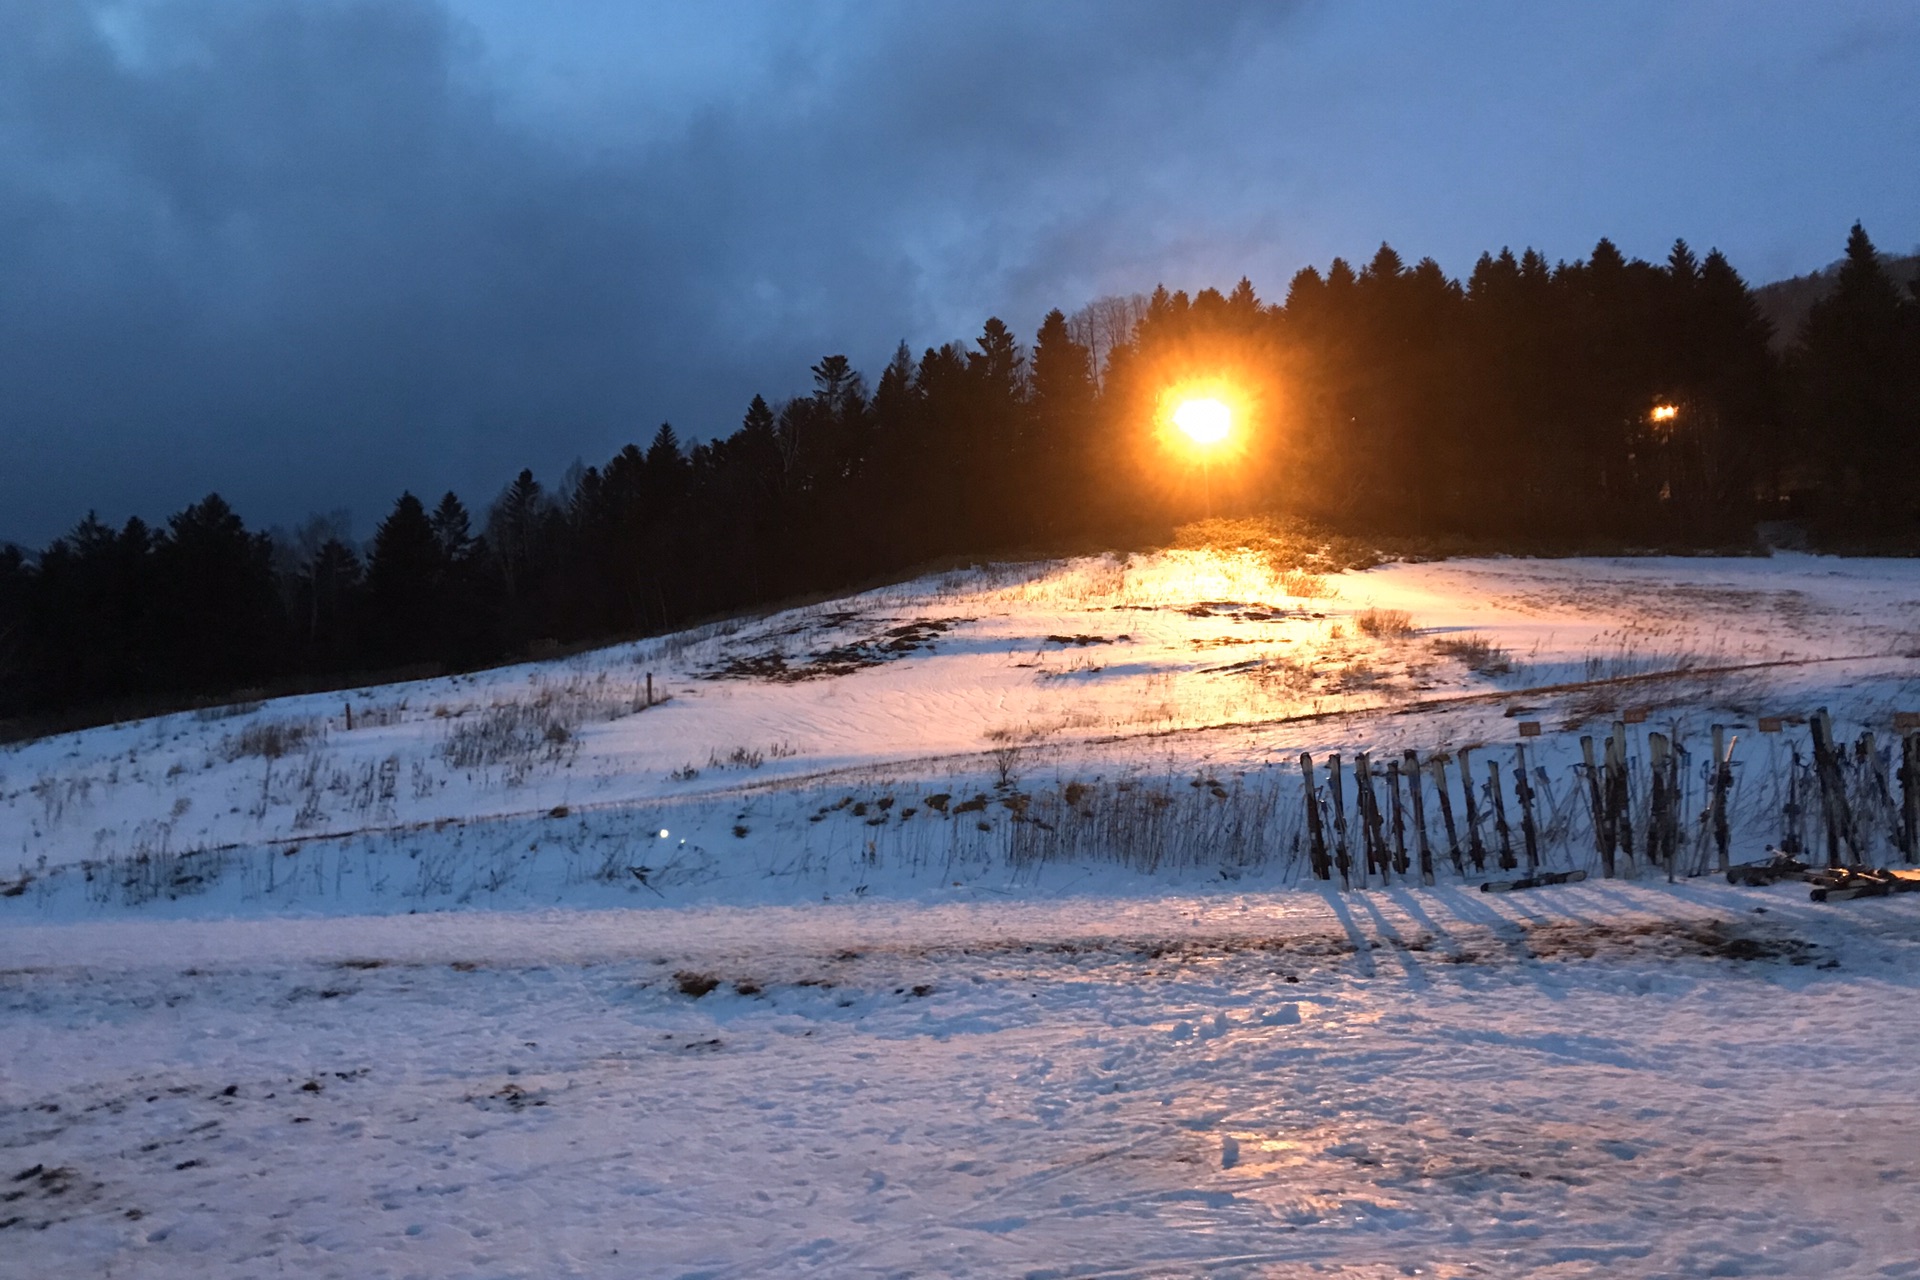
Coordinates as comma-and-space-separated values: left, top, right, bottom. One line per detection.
1650, 403, 1678, 423
1173, 397, 1232, 446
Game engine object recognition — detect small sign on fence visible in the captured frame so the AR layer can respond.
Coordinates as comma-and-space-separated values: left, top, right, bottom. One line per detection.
1517, 720, 1542, 738
1758, 717, 1782, 733
1623, 708, 1648, 724
1895, 711, 1920, 731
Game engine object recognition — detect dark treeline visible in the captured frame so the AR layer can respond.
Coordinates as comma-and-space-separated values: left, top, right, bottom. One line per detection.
4, 223, 1918, 724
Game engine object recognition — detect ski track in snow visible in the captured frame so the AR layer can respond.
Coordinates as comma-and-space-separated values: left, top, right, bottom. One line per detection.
4, 550, 1920, 1275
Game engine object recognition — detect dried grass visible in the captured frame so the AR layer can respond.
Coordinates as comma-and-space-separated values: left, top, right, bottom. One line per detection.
1355, 608, 1416, 639
1431, 633, 1512, 675
222, 718, 326, 761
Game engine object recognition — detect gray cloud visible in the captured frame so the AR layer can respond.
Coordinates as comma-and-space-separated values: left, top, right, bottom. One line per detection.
1, 0, 1915, 545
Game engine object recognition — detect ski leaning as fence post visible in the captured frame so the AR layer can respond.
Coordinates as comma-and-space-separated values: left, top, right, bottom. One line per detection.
1606, 724, 1634, 872
1327, 752, 1351, 890
1903, 732, 1920, 863
1710, 725, 1735, 875
1513, 742, 1540, 874
1430, 755, 1464, 877
1580, 735, 1614, 878
1405, 748, 1435, 886
1459, 746, 1488, 872
1300, 753, 1331, 881
1387, 759, 1410, 878
1487, 758, 1517, 872
1354, 753, 1385, 885
1648, 732, 1674, 882
1810, 708, 1860, 868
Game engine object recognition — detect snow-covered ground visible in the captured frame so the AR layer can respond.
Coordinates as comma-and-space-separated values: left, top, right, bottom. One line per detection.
5, 548, 1920, 914
6, 884, 1919, 1277
5, 548, 1920, 1276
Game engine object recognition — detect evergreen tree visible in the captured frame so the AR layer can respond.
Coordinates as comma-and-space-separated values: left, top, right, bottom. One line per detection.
151, 495, 283, 695
365, 492, 445, 665
1794, 223, 1920, 520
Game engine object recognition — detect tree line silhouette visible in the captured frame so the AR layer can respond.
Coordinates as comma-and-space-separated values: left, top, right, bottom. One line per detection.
4, 222, 1918, 725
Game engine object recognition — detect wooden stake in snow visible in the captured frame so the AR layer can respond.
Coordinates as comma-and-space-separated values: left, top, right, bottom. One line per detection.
1405, 749, 1435, 885
646, 673, 655, 707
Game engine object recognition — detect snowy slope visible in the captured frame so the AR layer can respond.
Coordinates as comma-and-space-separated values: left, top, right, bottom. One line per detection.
4, 547, 1918, 917
6, 549, 1920, 1277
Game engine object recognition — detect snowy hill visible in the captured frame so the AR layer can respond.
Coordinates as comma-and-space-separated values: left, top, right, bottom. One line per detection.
6, 545, 1918, 917
7, 546, 1920, 1278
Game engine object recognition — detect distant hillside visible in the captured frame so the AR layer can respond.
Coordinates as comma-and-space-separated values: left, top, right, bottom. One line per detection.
1754, 250, 1920, 349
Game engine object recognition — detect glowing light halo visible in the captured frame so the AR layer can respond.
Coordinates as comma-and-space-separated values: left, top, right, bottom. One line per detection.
1650, 403, 1679, 423
1154, 378, 1250, 461
1173, 397, 1232, 447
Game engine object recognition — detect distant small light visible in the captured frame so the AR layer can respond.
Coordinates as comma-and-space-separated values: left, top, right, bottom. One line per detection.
1650, 403, 1678, 423
658, 829, 670, 839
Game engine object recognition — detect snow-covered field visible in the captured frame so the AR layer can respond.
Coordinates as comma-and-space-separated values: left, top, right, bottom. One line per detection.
7, 884, 1920, 1277
6, 548, 1920, 913
5, 547, 1920, 1276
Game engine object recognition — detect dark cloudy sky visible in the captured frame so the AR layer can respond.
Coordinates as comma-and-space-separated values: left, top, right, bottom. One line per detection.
3, 0, 1916, 546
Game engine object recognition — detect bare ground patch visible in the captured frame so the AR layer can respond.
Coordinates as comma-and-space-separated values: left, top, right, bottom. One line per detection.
702, 617, 968, 682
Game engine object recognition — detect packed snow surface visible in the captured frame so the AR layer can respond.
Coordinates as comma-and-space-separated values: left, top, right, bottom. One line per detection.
4, 549, 1920, 1275
5, 885, 1919, 1277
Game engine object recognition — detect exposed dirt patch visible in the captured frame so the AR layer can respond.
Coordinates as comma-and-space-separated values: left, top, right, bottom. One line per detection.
673, 971, 720, 998
703, 617, 969, 682
743, 915, 1824, 981
1516, 918, 1819, 965
1, 1163, 104, 1233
